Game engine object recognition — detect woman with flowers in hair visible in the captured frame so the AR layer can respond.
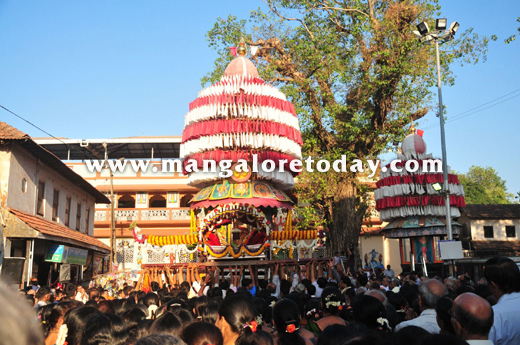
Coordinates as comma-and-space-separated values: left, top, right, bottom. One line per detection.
316, 287, 346, 332
272, 299, 312, 345
303, 298, 322, 337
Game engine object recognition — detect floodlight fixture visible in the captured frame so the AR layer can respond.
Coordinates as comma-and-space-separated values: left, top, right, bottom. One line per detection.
449, 21, 460, 34
432, 182, 443, 191
436, 18, 448, 31
416, 22, 429, 36
412, 30, 422, 38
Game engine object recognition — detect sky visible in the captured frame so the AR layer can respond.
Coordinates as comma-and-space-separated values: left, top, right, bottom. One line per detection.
1, 1, 519, 198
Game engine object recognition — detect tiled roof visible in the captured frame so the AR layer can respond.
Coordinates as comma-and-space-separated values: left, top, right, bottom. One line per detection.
0, 122, 109, 204
361, 227, 386, 236
462, 204, 520, 219
471, 240, 520, 253
0, 121, 30, 140
9, 208, 110, 253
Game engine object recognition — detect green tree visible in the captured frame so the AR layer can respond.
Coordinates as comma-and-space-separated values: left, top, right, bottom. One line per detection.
459, 166, 514, 204
505, 16, 520, 44
203, 0, 490, 255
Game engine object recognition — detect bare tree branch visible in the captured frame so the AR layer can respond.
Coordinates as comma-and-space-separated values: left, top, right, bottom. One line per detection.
263, 0, 315, 40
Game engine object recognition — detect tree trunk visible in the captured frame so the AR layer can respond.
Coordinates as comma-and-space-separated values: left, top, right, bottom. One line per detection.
327, 179, 366, 258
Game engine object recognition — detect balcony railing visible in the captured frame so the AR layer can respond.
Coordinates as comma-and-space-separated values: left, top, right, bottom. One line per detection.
94, 208, 190, 222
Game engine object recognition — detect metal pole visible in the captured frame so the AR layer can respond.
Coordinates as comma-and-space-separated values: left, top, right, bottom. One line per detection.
434, 38, 455, 276
110, 170, 116, 272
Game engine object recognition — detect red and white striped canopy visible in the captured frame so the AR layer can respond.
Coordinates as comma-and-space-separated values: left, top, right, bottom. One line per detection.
374, 132, 466, 222
180, 56, 302, 189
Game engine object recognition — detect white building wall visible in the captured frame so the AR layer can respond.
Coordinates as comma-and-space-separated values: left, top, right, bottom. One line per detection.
6, 145, 97, 235
471, 219, 520, 241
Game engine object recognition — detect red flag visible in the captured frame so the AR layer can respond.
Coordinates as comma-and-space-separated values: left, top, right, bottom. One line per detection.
417, 129, 424, 137
229, 47, 237, 57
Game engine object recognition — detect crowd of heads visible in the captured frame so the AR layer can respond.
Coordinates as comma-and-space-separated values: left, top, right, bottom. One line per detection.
3, 256, 520, 345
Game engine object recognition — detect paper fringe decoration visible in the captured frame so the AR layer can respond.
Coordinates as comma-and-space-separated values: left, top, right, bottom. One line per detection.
229, 47, 237, 57
250, 45, 259, 56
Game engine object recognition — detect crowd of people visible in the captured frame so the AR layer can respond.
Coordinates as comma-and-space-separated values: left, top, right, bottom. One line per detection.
3, 256, 520, 345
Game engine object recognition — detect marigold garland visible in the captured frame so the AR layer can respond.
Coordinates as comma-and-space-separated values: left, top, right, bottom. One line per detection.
147, 234, 198, 246
270, 230, 317, 241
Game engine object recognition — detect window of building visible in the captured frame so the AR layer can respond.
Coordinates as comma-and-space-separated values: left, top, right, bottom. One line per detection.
76, 203, 81, 231
506, 226, 516, 238
484, 226, 494, 238
36, 181, 45, 216
149, 194, 167, 208
85, 208, 90, 233
180, 194, 194, 208
118, 194, 136, 208
65, 197, 71, 227
52, 189, 59, 221
21, 178, 28, 193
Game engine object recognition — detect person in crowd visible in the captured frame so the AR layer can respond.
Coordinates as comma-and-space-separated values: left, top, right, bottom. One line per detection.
45, 301, 76, 345
80, 313, 114, 345
393, 326, 430, 345
352, 295, 392, 332
216, 295, 256, 345
310, 260, 327, 298
394, 279, 448, 333
0, 283, 44, 345
303, 298, 322, 336
252, 298, 274, 333
365, 289, 387, 305
315, 287, 346, 332
484, 257, 520, 345
272, 298, 310, 345
142, 292, 161, 319
30, 277, 41, 291
384, 265, 395, 278
381, 277, 391, 291
64, 306, 102, 345
35, 286, 52, 308
316, 324, 350, 345
149, 312, 183, 338
450, 292, 494, 345
182, 321, 224, 345
75, 285, 89, 304
389, 277, 401, 293
435, 296, 455, 335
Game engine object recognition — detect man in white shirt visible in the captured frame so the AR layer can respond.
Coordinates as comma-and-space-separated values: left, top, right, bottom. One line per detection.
390, 277, 401, 293
74, 285, 88, 304
394, 279, 448, 333
450, 292, 494, 345
384, 265, 395, 278
484, 257, 520, 345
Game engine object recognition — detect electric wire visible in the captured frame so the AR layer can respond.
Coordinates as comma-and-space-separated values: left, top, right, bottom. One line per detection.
421, 88, 520, 130
0, 104, 92, 158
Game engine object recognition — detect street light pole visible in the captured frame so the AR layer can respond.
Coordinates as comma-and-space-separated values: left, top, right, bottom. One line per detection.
434, 39, 453, 242
110, 169, 116, 272
103, 142, 118, 273
415, 19, 459, 276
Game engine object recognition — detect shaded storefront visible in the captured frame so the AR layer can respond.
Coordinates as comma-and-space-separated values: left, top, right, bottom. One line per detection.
3, 208, 109, 287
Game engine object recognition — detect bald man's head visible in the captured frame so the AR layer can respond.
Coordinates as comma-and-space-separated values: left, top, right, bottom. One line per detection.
365, 289, 387, 305
419, 279, 448, 310
452, 292, 494, 340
